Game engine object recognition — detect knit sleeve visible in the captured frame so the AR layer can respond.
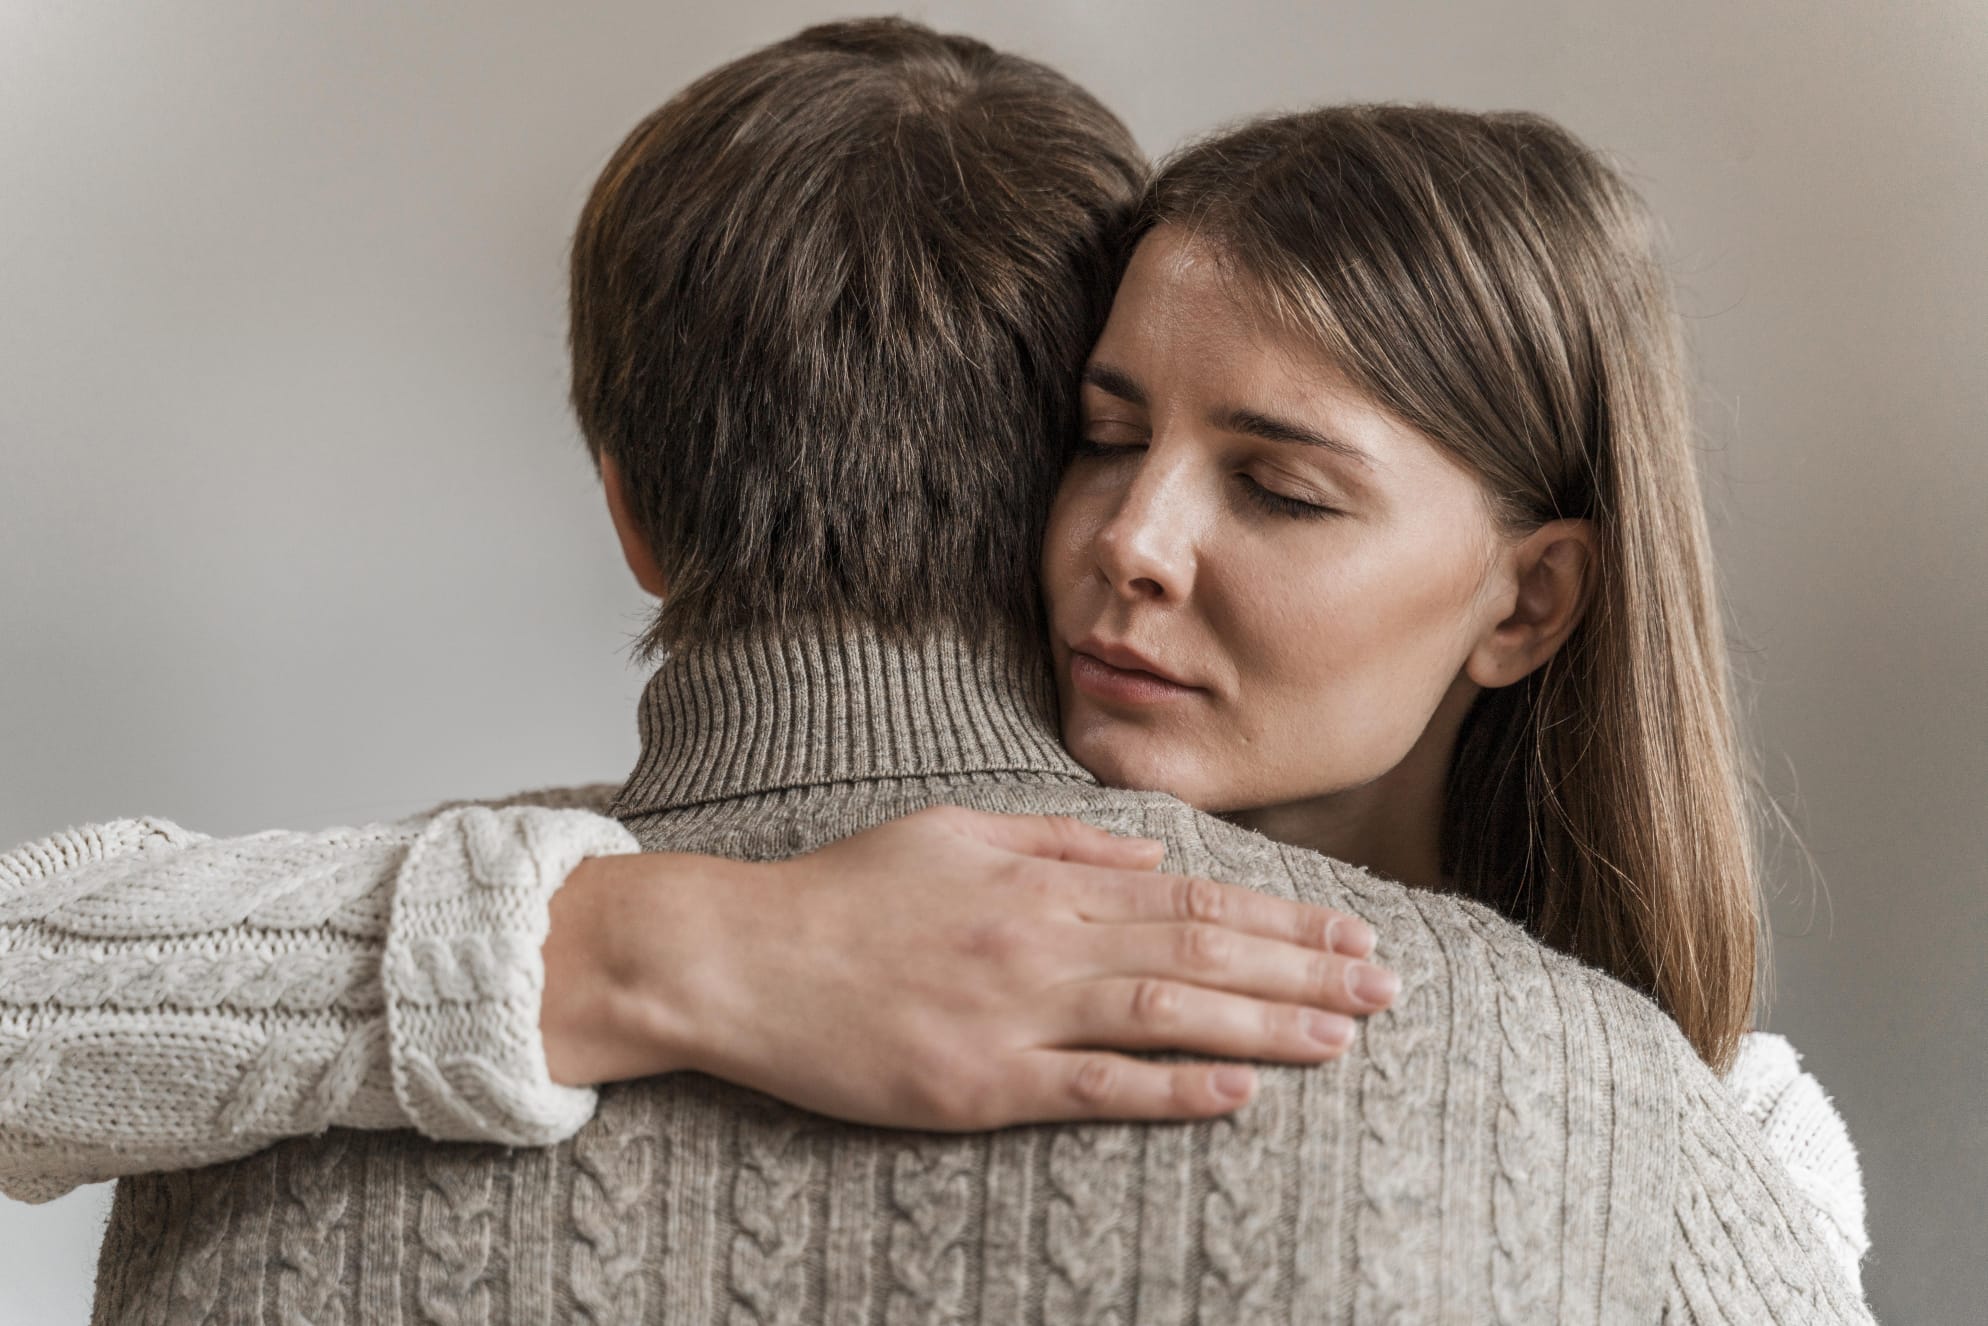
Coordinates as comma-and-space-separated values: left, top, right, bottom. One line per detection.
1667, 1038, 1876, 1323
0, 787, 636, 1204
1723, 1032, 1870, 1295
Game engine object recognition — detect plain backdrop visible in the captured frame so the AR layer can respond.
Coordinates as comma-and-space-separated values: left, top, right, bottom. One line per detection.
3, 2, 1981, 1320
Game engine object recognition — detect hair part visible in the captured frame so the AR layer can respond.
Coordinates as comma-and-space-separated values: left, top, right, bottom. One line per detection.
568, 18, 1144, 656
1145, 106, 1762, 1070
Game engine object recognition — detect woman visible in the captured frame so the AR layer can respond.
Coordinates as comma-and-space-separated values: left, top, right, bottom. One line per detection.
2, 104, 1865, 1285
1053, 106, 1751, 1067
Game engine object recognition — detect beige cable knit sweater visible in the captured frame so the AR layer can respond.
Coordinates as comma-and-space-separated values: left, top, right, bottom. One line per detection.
4, 628, 1872, 1322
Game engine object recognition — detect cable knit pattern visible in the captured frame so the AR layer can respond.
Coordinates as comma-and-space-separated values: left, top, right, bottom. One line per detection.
1725, 1031, 1870, 1295
277, 1128, 352, 1326
1463, 909, 1568, 1323
62, 627, 1874, 1323
1349, 874, 1451, 1320
726, 1100, 819, 1325
1186, 819, 1298, 1326
1042, 1125, 1137, 1323
569, 1084, 659, 1326
415, 1144, 498, 1326
1197, 1069, 1292, 1324
882, 1135, 978, 1325
1668, 1059, 1871, 1324
166, 1167, 233, 1321
0, 795, 636, 1204
382, 804, 635, 1146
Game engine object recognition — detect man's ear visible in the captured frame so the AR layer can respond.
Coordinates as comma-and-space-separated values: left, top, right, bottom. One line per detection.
599, 451, 668, 598
1463, 518, 1595, 689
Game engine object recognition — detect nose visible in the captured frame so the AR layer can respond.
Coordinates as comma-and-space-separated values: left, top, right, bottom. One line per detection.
1092, 457, 1195, 603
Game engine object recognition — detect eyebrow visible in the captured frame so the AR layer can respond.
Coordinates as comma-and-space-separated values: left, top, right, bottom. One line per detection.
1081, 362, 1146, 408
1216, 407, 1376, 468
1082, 360, 1379, 470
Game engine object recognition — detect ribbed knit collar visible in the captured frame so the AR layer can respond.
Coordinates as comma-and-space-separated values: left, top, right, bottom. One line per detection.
611, 624, 1094, 815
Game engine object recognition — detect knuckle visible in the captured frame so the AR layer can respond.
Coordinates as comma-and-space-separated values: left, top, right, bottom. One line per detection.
958, 916, 1030, 964
1178, 923, 1231, 972
920, 1082, 981, 1130
1178, 876, 1228, 924
911, 1053, 993, 1128
1070, 1056, 1120, 1107
944, 1083, 997, 1130
1130, 978, 1182, 1027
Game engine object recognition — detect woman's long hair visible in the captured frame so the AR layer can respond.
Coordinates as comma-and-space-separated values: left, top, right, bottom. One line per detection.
1143, 106, 1760, 1070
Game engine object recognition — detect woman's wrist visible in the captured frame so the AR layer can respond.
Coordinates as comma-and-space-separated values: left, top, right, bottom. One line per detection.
540, 850, 759, 1087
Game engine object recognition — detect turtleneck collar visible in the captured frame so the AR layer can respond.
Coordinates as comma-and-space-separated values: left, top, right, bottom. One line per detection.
611, 624, 1094, 815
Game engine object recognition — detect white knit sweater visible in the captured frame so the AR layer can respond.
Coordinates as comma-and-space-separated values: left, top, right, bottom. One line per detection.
0, 787, 1870, 1295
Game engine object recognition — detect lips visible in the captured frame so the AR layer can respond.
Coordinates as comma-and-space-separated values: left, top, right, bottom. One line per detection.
1067, 636, 1203, 705
1071, 637, 1192, 686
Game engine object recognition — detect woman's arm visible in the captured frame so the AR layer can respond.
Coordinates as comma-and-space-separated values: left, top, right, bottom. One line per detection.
542, 805, 1396, 1130
2, 797, 1394, 1202
0, 792, 633, 1202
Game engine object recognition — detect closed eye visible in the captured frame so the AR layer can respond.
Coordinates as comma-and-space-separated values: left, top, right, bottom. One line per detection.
1071, 436, 1145, 459
1238, 473, 1335, 520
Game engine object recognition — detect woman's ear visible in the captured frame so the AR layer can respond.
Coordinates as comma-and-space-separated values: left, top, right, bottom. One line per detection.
1464, 518, 1595, 689
600, 451, 669, 598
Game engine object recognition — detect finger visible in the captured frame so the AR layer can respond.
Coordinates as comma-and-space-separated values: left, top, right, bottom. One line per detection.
952, 809, 1165, 869
1057, 977, 1358, 1063
1005, 1050, 1262, 1123
1086, 922, 1400, 1015
1075, 869, 1377, 958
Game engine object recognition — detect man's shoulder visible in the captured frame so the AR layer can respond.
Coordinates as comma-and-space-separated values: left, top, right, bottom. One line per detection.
1133, 797, 1680, 1027
994, 788, 1689, 1100
705, 774, 1690, 1076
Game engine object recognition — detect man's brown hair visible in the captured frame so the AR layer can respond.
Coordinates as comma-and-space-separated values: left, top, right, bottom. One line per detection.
569, 18, 1145, 654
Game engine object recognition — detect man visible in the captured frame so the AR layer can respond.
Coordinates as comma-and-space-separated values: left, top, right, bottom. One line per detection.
77, 19, 1864, 1323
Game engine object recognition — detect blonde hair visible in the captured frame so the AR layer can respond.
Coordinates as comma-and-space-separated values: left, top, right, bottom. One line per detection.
1145, 106, 1759, 1069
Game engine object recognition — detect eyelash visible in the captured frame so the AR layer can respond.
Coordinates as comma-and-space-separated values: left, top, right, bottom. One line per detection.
1070, 437, 1339, 521
1242, 480, 1336, 521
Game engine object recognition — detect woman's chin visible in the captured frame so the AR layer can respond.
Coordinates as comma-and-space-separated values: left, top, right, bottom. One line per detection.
1060, 724, 1219, 808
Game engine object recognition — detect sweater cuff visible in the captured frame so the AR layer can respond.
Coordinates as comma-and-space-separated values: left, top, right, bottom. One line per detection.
381, 804, 638, 1146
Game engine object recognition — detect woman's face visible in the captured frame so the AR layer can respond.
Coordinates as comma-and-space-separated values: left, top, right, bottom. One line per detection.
1042, 226, 1513, 818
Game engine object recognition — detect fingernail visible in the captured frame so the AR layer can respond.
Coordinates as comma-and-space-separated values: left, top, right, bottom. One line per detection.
1306, 1010, 1355, 1048
1333, 918, 1377, 957
1350, 962, 1400, 1006
1214, 1066, 1256, 1101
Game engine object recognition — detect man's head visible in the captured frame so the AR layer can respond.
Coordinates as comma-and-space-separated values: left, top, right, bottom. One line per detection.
569, 18, 1144, 654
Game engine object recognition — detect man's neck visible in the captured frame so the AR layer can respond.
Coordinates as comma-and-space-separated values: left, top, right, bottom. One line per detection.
612, 622, 1093, 817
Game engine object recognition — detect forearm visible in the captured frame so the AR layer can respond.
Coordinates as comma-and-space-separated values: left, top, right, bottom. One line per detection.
0, 794, 634, 1203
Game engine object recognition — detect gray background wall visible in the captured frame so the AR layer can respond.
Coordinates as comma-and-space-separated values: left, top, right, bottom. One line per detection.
2, 2, 1980, 1319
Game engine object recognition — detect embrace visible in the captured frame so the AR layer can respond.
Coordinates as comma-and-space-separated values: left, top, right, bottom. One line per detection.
2, 17, 1871, 1323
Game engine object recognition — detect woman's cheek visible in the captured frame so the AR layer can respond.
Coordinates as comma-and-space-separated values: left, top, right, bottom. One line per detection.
1257, 649, 1397, 791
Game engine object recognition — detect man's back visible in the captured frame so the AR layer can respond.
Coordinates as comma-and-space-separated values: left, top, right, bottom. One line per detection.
90, 629, 1866, 1324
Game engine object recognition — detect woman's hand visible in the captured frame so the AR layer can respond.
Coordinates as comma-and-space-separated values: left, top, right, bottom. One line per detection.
541, 805, 1397, 1128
